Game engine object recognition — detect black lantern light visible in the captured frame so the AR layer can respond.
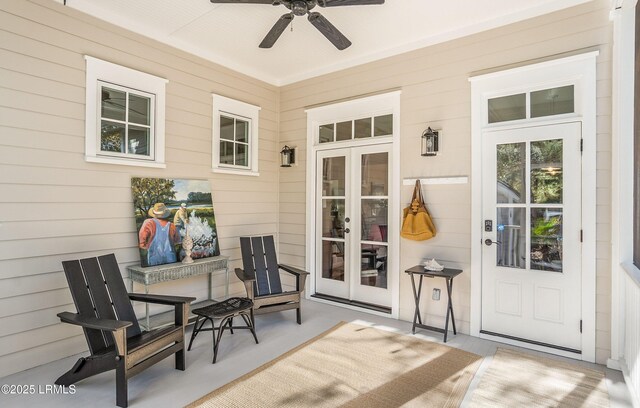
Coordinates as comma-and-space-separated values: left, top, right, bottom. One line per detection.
280, 145, 295, 167
421, 127, 439, 156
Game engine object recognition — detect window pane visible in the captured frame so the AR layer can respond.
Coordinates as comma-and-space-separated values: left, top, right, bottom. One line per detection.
220, 141, 234, 164
361, 152, 388, 196
531, 208, 563, 272
531, 85, 574, 118
531, 139, 563, 204
322, 240, 344, 281
101, 87, 126, 121
361, 199, 388, 242
235, 143, 248, 167
128, 125, 150, 156
336, 121, 352, 141
360, 244, 387, 288
374, 114, 393, 136
128, 94, 150, 125
322, 199, 345, 238
100, 120, 125, 153
354, 118, 372, 139
497, 142, 526, 204
319, 124, 334, 143
322, 156, 345, 196
236, 119, 248, 143
488, 94, 526, 123
496, 207, 526, 269
220, 116, 234, 141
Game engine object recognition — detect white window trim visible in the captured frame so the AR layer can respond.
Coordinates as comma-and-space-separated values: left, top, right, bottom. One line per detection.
212, 94, 260, 176
84, 56, 167, 168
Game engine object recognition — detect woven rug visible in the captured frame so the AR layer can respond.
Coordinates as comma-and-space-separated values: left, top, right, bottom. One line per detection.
469, 348, 610, 407
187, 322, 482, 408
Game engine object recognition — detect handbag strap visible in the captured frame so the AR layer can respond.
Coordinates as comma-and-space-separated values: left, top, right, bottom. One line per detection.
412, 180, 425, 205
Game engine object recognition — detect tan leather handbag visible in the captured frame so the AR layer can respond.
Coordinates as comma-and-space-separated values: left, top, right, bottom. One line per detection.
401, 180, 437, 241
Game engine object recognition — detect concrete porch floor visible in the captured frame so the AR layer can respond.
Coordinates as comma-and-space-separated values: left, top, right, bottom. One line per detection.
0, 299, 633, 407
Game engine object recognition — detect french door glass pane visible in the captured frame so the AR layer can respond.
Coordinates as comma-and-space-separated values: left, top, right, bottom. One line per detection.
336, 121, 352, 141
128, 125, 150, 156
531, 208, 563, 272
128, 94, 150, 125
220, 141, 234, 164
361, 199, 388, 242
354, 118, 372, 139
322, 240, 344, 281
531, 139, 563, 204
531, 85, 574, 118
496, 207, 526, 269
322, 157, 345, 196
497, 142, 526, 204
100, 121, 125, 153
319, 124, 334, 143
322, 199, 345, 238
220, 116, 234, 140
101, 87, 126, 121
360, 244, 387, 288
374, 114, 393, 136
361, 153, 388, 196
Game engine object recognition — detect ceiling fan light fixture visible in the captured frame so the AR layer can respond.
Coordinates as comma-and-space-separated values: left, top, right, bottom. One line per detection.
291, 1, 308, 16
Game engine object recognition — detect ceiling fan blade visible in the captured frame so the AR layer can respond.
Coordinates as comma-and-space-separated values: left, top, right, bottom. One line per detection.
307, 12, 351, 50
210, 0, 275, 4
259, 13, 294, 48
317, 0, 385, 7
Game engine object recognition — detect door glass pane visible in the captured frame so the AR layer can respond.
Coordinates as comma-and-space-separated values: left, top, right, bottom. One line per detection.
360, 244, 387, 289
531, 139, 563, 204
319, 124, 334, 143
100, 121, 125, 153
220, 116, 234, 140
361, 200, 388, 242
128, 94, 150, 125
531, 208, 563, 272
322, 199, 345, 238
354, 118, 372, 139
236, 119, 248, 142
531, 85, 574, 118
361, 153, 388, 196
488, 93, 526, 123
220, 141, 234, 164
322, 240, 344, 281
128, 125, 150, 156
322, 157, 345, 196
336, 121, 352, 141
235, 143, 247, 166
496, 208, 526, 269
101, 87, 126, 121
374, 114, 393, 136
497, 143, 526, 204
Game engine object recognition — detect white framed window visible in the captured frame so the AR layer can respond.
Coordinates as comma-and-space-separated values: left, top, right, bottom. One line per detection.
212, 94, 260, 176
84, 56, 167, 168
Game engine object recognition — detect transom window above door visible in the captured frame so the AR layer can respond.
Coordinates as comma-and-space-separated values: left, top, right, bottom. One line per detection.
488, 85, 575, 124
318, 114, 393, 144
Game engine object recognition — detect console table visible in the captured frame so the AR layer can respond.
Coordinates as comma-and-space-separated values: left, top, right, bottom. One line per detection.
127, 256, 229, 330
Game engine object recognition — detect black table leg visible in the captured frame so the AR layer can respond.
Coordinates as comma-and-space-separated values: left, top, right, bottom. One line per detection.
443, 278, 451, 343
447, 278, 457, 335
410, 274, 424, 334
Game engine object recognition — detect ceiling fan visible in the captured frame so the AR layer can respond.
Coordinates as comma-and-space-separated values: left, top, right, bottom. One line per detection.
209, 0, 385, 50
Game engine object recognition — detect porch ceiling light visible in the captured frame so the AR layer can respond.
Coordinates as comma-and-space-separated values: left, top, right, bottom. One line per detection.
421, 127, 439, 157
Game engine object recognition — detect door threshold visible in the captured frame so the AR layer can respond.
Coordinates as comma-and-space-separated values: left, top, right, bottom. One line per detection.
480, 330, 581, 354
312, 293, 391, 314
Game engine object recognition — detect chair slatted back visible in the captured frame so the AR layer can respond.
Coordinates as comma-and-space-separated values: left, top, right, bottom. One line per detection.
62, 254, 141, 354
240, 236, 283, 296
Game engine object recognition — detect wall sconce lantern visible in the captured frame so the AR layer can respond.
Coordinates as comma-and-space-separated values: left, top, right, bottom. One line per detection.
280, 145, 296, 167
421, 127, 439, 157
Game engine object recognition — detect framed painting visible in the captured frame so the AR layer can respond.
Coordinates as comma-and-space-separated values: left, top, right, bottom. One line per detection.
131, 178, 220, 267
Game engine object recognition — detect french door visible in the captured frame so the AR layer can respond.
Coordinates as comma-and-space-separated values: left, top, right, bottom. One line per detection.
315, 144, 391, 307
481, 122, 582, 351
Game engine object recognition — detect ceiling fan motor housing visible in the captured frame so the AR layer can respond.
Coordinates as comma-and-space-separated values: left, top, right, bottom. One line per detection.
287, 1, 316, 16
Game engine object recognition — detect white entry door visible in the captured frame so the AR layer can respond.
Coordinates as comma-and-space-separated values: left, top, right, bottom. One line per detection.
481, 122, 582, 352
315, 144, 391, 308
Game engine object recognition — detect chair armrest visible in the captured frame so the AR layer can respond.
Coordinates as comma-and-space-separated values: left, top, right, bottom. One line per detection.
128, 293, 195, 306
279, 264, 310, 277
235, 267, 256, 282
57, 311, 131, 331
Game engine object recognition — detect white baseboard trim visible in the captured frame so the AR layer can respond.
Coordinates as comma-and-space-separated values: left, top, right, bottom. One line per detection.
608, 358, 622, 371
619, 358, 640, 408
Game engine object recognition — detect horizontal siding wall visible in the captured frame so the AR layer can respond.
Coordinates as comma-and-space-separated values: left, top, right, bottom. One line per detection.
279, 0, 613, 363
0, 0, 280, 377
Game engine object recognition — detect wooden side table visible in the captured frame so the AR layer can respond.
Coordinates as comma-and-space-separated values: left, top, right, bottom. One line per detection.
127, 256, 229, 330
405, 265, 463, 342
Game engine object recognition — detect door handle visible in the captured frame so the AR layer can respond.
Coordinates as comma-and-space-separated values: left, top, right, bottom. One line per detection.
345, 228, 350, 234
345, 217, 350, 223
484, 239, 501, 246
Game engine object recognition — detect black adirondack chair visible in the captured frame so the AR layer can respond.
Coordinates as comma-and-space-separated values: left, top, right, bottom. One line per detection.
235, 236, 309, 324
56, 254, 195, 407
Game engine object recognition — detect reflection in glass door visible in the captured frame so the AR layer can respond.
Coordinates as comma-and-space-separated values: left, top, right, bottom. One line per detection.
315, 144, 392, 308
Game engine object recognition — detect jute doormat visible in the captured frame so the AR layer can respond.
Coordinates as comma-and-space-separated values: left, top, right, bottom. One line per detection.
469, 348, 610, 407
187, 322, 482, 408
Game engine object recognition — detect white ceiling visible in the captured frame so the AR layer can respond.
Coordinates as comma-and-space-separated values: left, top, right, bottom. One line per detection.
64, 0, 593, 86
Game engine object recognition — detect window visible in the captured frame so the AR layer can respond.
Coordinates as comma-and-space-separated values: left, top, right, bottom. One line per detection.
318, 114, 393, 144
84, 56, 167, 168
212, 94, 260, 176
487, 85, 575, 124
